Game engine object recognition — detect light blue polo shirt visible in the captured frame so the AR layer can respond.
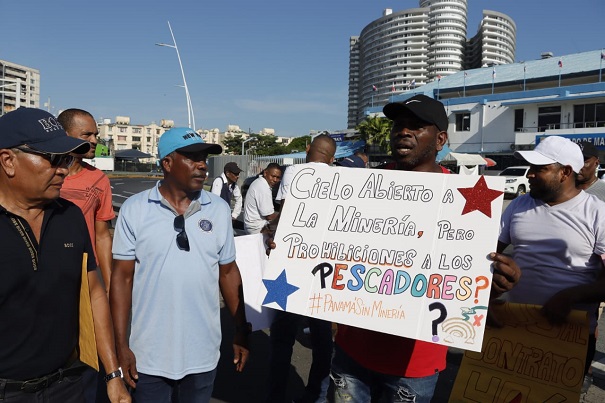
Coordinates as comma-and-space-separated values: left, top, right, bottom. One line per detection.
113, 181, 236, 379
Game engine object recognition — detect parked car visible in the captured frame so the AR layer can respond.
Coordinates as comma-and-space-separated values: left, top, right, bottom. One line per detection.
499, 166, 530, 197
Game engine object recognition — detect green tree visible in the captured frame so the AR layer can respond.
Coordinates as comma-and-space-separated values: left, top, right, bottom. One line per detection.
221, 135, 245, 155
357, 115, 392, 154
286, 135, 311, 153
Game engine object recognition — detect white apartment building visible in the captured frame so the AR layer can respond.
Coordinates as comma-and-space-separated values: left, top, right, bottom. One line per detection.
348, 0, 516, 128
0, 59, 40, 115
97, 117, 174, 160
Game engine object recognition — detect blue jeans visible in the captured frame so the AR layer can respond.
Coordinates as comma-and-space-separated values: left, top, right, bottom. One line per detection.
267, 311, 333, 403
331, 345, 438, 403
132, 369, 217, 403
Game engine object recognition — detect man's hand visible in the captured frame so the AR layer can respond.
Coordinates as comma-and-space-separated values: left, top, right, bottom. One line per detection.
489, 252, 521, 298
232, 326, 250, 372
106, 377, 131, 402
542, 290, 573, 325
116, 345, 138, 389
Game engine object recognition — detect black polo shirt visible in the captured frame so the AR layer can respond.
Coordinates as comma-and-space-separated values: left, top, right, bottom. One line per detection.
0, 198, 96, 380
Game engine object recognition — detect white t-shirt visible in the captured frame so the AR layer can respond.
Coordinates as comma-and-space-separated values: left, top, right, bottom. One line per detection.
243, 176, 274, 234
499, 191, 605, 331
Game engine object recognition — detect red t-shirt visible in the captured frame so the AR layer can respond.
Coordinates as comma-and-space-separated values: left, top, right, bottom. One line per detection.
60, 162, 115, 264
335, 163, 450, 377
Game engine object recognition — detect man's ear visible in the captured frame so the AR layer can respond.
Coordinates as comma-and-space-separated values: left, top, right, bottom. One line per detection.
161, 156, 172, 172
561, 165, 574, 181
436, 130, 448, 151
0, 149, 17, 177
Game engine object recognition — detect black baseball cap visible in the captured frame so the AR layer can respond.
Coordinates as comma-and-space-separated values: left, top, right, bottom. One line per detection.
383, 94, 449, 131
224, 162, 243, 174
578, 141, 599, 159
0, 108, 91, 154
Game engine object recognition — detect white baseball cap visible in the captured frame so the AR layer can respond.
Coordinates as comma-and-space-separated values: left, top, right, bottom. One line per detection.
515, 136, 583, 173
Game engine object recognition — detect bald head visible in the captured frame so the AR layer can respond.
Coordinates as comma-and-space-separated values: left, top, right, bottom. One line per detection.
306, 134, 336, 164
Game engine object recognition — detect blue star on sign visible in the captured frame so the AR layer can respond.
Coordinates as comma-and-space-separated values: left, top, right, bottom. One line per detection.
262, 270, 299, 310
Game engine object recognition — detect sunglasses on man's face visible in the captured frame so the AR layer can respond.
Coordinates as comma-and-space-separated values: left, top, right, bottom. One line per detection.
173, 214, 190, 251
16, 147, 75, 168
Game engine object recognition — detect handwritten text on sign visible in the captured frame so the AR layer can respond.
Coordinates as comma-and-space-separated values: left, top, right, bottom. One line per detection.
261, 164, 505, 351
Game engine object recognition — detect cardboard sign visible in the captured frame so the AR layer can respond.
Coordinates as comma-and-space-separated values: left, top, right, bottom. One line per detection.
450, 303, 589, 402
260, 164, 504, 351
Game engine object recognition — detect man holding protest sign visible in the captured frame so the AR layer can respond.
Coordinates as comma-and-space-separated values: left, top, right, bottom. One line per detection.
330, 95, 520, 403
266, 134, 336, 403
499, 135, 605, 391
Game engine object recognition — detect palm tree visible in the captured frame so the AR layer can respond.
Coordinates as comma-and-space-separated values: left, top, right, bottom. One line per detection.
356, 115, 392, 154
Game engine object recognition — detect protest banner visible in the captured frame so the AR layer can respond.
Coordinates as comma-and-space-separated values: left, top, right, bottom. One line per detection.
450, 302, 589, 402
260, 164, 504, 351
234, 233, 275, 331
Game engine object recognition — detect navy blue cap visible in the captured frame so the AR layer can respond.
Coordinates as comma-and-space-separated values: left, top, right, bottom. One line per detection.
335, 155, 366, 168
158, 127, 222, 159
0, 108, 90, 154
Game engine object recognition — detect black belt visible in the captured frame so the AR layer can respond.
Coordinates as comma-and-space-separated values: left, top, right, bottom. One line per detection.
2, 364, 86, 393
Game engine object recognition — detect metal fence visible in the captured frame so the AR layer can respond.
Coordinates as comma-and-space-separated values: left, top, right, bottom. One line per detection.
207, 154, 306, 186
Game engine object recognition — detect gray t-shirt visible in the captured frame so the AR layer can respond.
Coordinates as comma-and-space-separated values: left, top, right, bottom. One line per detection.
586, 179, 605, 202
499, 191, 605, 331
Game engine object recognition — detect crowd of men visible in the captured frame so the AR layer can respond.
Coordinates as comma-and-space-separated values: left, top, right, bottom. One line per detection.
0, 97, 604, 402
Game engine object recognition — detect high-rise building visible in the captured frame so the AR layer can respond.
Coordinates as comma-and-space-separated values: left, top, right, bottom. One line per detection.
347, 0, 516, 128
0, 60, 40, 115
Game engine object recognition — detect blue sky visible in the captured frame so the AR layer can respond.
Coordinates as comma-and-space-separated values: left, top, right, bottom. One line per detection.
2, 0, 604, 137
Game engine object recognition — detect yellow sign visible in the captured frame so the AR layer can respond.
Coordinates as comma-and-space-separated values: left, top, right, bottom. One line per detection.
450, 303, 588, 402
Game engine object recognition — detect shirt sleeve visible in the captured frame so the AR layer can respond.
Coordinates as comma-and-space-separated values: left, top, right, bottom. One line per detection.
276, 166, 294, 202
232, 184, 242, 219
95, 174, 116, 222
210, 177, 222, 196
258, 185, 275, 218
112, 199, 137, 260
498, 198, 517, 245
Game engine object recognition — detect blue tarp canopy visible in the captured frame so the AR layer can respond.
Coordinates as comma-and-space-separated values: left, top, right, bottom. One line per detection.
436, 144, 453, 162
257, 140, 366, 160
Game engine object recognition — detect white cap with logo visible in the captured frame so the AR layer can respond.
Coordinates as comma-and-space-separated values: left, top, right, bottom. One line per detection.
515, 136, 583, 173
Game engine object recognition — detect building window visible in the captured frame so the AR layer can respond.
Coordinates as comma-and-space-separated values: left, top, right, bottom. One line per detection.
119, 127, 127, 133
132, 136, 141, 142
117, 135, 127, 141
538, 106, 561, 131
455, 113, 470, 131
514, 109, 524, 131
574, 103, 605, 128
147, 128, 151, 134
132, 128, 141, 134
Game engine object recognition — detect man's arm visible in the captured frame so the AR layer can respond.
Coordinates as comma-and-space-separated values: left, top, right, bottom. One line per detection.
109, 259, 138, 388
210, 177, 222, 196
88, 270, 131, 402
542, 256, 605, 324
232, 185, 243, 219
95, 220, 113, 293
218, 260, 250, 372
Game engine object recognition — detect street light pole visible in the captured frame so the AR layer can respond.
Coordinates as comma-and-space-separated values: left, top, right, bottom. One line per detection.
156, 21, 196, 130
242, 137, 257, 155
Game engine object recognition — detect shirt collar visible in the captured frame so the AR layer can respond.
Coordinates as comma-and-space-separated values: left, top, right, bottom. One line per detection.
149, 180, 212, 217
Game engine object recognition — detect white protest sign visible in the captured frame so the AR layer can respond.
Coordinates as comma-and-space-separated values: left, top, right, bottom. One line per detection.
260, 164, 505, 352
234, 233, 275, 331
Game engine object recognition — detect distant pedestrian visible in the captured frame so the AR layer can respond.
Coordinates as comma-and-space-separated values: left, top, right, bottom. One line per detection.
58, 108, 116, 403
576, 141, 605, 200
211, 161, 243, 223
243, 162, 282, 235
110, 127, 250, 402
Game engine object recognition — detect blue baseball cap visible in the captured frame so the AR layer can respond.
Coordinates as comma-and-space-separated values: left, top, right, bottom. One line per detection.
335, 155, 366, 168
0, 108, 90, 154
158, 127, 222, 159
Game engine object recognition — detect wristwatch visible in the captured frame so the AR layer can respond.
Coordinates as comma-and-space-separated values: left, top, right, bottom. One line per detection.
104, 367, 123, 383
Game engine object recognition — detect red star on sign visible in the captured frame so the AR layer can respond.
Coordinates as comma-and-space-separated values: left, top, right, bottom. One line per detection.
457, 176, 503, 217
